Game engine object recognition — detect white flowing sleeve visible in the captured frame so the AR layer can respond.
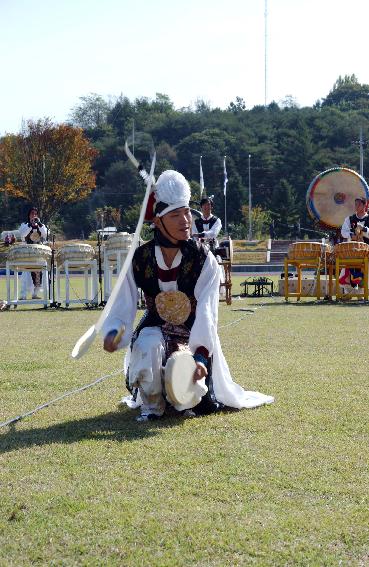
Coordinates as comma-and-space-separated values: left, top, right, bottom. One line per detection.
341, 216, 351, 240
39, 223, 48, 240
19, 223, 32, 241
203, 217, 222, 240
189, 251, 221, 356
101, 263, 138, 348
190, 249, 274, 409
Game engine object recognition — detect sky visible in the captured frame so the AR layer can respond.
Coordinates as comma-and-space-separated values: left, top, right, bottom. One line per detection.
1, 0, 369, 135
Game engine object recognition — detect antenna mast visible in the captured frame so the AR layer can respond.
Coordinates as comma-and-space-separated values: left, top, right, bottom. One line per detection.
264, 0, 268, 106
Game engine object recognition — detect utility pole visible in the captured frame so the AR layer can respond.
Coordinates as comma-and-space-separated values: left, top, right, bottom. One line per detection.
132, 119, 135, 157
360, 126, 364, 177
264, 0, 268, 106
248, 154, 252, 240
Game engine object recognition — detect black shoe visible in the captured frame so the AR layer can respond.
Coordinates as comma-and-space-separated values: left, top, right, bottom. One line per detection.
136, 414, 162, 422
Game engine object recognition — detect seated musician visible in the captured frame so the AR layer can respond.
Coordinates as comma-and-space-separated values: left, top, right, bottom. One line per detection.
339, 197, 369, 290
102, 170, 273, 422
19, 207, 48, 299
192, 197, 222, 251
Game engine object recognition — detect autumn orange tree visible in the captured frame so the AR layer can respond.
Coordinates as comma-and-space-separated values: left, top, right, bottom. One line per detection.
0, 118, 98, 221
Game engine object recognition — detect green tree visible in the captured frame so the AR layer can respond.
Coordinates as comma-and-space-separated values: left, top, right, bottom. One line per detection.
269, 178, 300, 236
69, 93, 113, 129
322, 75, 369, 110
241, 205, 271, 239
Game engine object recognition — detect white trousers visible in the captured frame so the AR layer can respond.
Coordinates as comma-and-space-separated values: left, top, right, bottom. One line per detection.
20, 272, 34, 297
128, 327, 166, 417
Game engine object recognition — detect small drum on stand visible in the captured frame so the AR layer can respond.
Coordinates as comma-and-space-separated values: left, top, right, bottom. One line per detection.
56, 243, 98, 307
284, 241, 333, 301
334, 241, 369, 258
164, 351, 208, 411
6, 243, 52, 307
287, 241, 332, 260
334, 241, 369, 300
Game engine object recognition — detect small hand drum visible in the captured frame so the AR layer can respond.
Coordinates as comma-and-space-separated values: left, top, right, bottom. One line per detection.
164, 351, 208, 411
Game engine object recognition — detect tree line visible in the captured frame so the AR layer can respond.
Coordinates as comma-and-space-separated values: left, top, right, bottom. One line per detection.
1, 74, 369, 240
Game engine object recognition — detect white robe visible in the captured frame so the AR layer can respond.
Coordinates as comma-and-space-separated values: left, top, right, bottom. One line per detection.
102, 247, 274, 410
19, 222, 48, 296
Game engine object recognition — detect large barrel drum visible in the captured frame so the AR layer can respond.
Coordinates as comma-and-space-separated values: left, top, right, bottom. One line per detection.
56, 243, 95, 263
7, 243, 52, 267
104, 232, 133, 252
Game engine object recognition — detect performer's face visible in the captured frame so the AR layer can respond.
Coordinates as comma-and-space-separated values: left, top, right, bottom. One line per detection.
29, 209, 38, 222
154, 207, 192, 243
355, 199, 366, 216
201, 202, 212, 217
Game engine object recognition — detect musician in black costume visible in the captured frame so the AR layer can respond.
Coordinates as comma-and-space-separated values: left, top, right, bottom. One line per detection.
102, 171, 273, 421
340, 197, 369, 289
192, 197, 222, 250
341, 197, 369, 243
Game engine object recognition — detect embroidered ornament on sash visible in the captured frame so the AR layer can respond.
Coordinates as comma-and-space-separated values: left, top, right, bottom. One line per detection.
30, 230, 40, 243
155, 290, 191, 325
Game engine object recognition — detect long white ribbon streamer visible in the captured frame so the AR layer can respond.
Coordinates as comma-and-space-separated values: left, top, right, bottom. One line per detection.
71, 150, 156, 359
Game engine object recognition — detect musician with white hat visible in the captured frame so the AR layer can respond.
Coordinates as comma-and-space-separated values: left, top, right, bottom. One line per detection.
103, 170, 273, 421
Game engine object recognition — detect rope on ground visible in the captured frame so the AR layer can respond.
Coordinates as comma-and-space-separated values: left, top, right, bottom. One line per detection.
219, 313, 254, 329
1, 301, 277, 430
0, 368, 123, 429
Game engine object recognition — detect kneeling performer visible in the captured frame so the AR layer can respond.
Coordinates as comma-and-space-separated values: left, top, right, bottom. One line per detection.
103, 170, 273, 421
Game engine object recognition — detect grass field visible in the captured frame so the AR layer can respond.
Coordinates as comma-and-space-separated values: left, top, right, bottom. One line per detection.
1, 276, 369, 566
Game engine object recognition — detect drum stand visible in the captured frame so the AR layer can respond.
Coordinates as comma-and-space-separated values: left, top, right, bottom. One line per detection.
335, 256, 368, 301
48, 236, 61, 308
103, 249, 129, 302
6, 260, 50, 308
97, 232, 106, 307
218, 260, 232, 305
56, 259, 98, 308
284, 257, 335, 301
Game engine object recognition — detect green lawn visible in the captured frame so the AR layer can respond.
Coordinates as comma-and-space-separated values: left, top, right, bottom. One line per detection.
1, 276, 369, 566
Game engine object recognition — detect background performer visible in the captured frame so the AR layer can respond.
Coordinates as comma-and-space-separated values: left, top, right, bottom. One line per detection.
192, 196, 222, 251
19, 207, 48, 299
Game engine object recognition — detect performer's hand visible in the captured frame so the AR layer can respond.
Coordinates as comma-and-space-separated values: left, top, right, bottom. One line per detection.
193, 362, 208, 382
104, 330, 119, 353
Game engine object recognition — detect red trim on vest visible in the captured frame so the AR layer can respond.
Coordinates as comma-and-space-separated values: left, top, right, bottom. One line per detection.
157, 265, 180, 282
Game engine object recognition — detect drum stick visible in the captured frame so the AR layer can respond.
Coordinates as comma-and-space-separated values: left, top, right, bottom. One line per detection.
71, 151, 156, 359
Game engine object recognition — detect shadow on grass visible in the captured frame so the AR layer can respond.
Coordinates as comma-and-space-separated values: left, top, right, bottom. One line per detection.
0, 409, 182, 454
